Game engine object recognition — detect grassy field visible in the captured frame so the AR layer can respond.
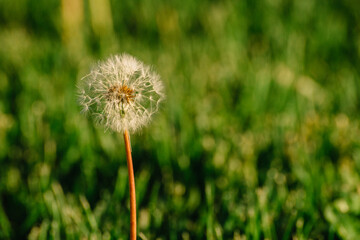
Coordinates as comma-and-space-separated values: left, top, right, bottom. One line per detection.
1, 0, 360, 239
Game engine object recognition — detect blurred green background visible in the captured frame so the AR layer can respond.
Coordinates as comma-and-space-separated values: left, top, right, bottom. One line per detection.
1, 0, 360, 239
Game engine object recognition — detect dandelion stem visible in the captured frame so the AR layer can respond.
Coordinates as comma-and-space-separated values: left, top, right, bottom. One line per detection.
124, 129, 136, 240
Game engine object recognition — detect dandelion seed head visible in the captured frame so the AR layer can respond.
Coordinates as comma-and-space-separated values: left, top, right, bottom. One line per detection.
78, 53, 165, 133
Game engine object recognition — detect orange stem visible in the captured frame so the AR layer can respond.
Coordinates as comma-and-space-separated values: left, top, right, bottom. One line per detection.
124, 129, 136, 240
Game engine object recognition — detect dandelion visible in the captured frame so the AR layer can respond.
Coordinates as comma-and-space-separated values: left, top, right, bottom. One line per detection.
78, 54, 165, 240
78, 53, 164, 133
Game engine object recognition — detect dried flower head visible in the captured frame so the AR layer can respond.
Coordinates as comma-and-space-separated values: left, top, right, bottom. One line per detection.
78, 54, 165, 132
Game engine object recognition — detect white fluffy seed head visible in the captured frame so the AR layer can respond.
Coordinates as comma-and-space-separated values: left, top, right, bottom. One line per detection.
78, 54, 165, 133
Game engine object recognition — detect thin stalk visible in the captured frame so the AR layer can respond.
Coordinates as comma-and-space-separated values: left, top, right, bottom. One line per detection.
124, 129, 136, 240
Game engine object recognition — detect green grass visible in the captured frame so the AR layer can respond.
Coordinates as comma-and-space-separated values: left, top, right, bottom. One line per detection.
1, 0, 360, 239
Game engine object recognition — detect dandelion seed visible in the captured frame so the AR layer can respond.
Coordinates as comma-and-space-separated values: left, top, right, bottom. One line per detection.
78, 53, 165, 240
78, 53, 165, 133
